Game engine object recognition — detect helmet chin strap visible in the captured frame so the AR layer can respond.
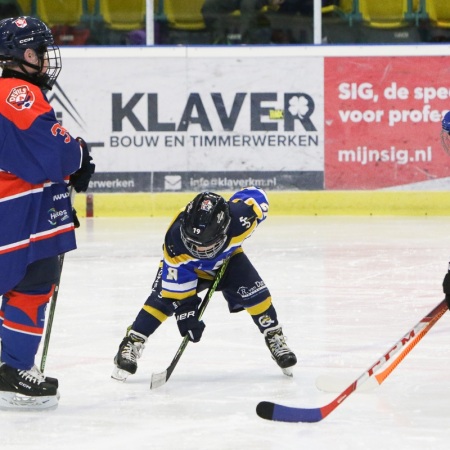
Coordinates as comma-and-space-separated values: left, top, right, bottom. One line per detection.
18, 51, 44, 73
11, 56, 51, 90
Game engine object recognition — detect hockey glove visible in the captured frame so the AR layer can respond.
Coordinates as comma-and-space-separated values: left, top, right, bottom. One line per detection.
70, 137, 95, 193
175, 297, 205, 343
72, 207, 80, 228
443, 272, 450, 309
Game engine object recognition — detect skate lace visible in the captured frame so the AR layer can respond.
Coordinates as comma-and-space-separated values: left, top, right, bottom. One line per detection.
18, 369, 43, 385
121, 339, 144, 362
30, 365, 46, 383
267, 334, 291, 357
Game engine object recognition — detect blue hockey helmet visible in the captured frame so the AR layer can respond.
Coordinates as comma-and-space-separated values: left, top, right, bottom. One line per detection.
441, 111, 450, 155
0, 16, 61, 90
442, 111, 450, 133
180, 192, 231, 259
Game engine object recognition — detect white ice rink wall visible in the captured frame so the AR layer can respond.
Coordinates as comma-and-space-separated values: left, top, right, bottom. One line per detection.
55, 45, 450, 216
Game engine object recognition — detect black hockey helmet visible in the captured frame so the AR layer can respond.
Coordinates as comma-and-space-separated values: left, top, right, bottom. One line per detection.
0, 16, 61, 90
180, 192, 231, 259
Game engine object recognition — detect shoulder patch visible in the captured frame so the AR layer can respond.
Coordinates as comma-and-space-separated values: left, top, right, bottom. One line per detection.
6, 85, 35, 111
0, 79, 52, 130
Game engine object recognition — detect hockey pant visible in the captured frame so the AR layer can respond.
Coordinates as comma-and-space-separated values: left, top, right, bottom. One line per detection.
131, 252, 279, 337
0, 256, 60, 370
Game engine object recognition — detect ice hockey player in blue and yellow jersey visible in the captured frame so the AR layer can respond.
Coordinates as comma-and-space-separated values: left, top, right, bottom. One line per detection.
112, 187, 297, 382
0, 16, 95, 410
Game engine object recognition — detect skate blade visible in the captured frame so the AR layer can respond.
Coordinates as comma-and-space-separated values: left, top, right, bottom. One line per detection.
111, 367, 130, 382
281, 367, 293, 377
0, 391, 58, 411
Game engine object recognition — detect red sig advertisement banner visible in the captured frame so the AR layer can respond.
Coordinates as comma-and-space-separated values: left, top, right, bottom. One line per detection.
325, 56, 450, 190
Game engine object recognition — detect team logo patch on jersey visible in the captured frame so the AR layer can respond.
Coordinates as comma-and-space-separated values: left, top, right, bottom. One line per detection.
48, 208, 69, 226
7, 85, 35, 110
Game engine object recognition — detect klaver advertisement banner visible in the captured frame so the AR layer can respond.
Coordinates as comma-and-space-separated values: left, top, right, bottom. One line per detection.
54, 48, 324, 192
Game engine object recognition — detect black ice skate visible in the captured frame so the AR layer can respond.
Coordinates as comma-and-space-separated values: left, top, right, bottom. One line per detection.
111, 330, 147, 381
0, 363, 59, 410
0, 352, 57, 388
264, 326, 297, 377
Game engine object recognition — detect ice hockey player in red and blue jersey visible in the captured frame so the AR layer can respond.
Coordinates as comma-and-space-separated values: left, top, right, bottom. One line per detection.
112, 187, 297, 382
0, 16, 95, 410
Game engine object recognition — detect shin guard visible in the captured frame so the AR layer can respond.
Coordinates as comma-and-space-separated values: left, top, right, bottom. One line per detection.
0, 287, 54, 369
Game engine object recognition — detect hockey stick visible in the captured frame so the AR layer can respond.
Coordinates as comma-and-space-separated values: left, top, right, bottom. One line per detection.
150, 256, 231, 389
39, 254, 65, 372
315, 310, 443, 394
256, 298, 448, 423
39, 187, 76, 372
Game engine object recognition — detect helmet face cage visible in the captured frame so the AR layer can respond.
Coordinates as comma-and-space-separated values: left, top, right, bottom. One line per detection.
180, 192, 231, 259
0, 16, 61, 90
182, 233, 229, 259
39, 43, 61, 90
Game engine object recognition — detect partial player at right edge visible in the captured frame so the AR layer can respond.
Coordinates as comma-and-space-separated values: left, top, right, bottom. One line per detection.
441, 111, 450, 307
111, 186, 297, 382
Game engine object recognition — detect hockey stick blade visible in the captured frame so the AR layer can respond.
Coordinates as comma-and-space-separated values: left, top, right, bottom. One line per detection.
150, 370, 169, 389
150, 335, 189, 389
256, 298, 448, 423
150, 257, 230, 390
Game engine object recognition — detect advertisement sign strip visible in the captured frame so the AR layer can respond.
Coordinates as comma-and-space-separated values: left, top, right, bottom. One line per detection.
87, 171, 324, 193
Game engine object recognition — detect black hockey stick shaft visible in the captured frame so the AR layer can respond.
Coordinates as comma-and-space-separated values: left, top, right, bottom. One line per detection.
40, 187, 75, 372
39, 253, 65, 372
150, 256, 230, 389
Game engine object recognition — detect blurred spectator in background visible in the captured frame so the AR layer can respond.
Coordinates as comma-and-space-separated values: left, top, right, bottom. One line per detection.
202, 0, 339, 44
202, 0, 285, 44
0, 0, 21, 19
126, 29, 146, 45
278, 0, 338, 16
268, 0, 339, 44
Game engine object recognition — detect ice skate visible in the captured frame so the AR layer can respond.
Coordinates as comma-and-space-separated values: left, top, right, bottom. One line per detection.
111, 330, 147, 381
0, 363, 59, 410
0, 350, 58, 388
264, 325, 297, 377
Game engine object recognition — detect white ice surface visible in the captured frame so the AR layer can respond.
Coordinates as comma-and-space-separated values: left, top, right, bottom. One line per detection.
2, 216, 450, 449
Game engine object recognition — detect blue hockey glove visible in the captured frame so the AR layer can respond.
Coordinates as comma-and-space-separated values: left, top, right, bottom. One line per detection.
443, 272, 450, 309
175, 297, 205, 343
70, 137, 95, 193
